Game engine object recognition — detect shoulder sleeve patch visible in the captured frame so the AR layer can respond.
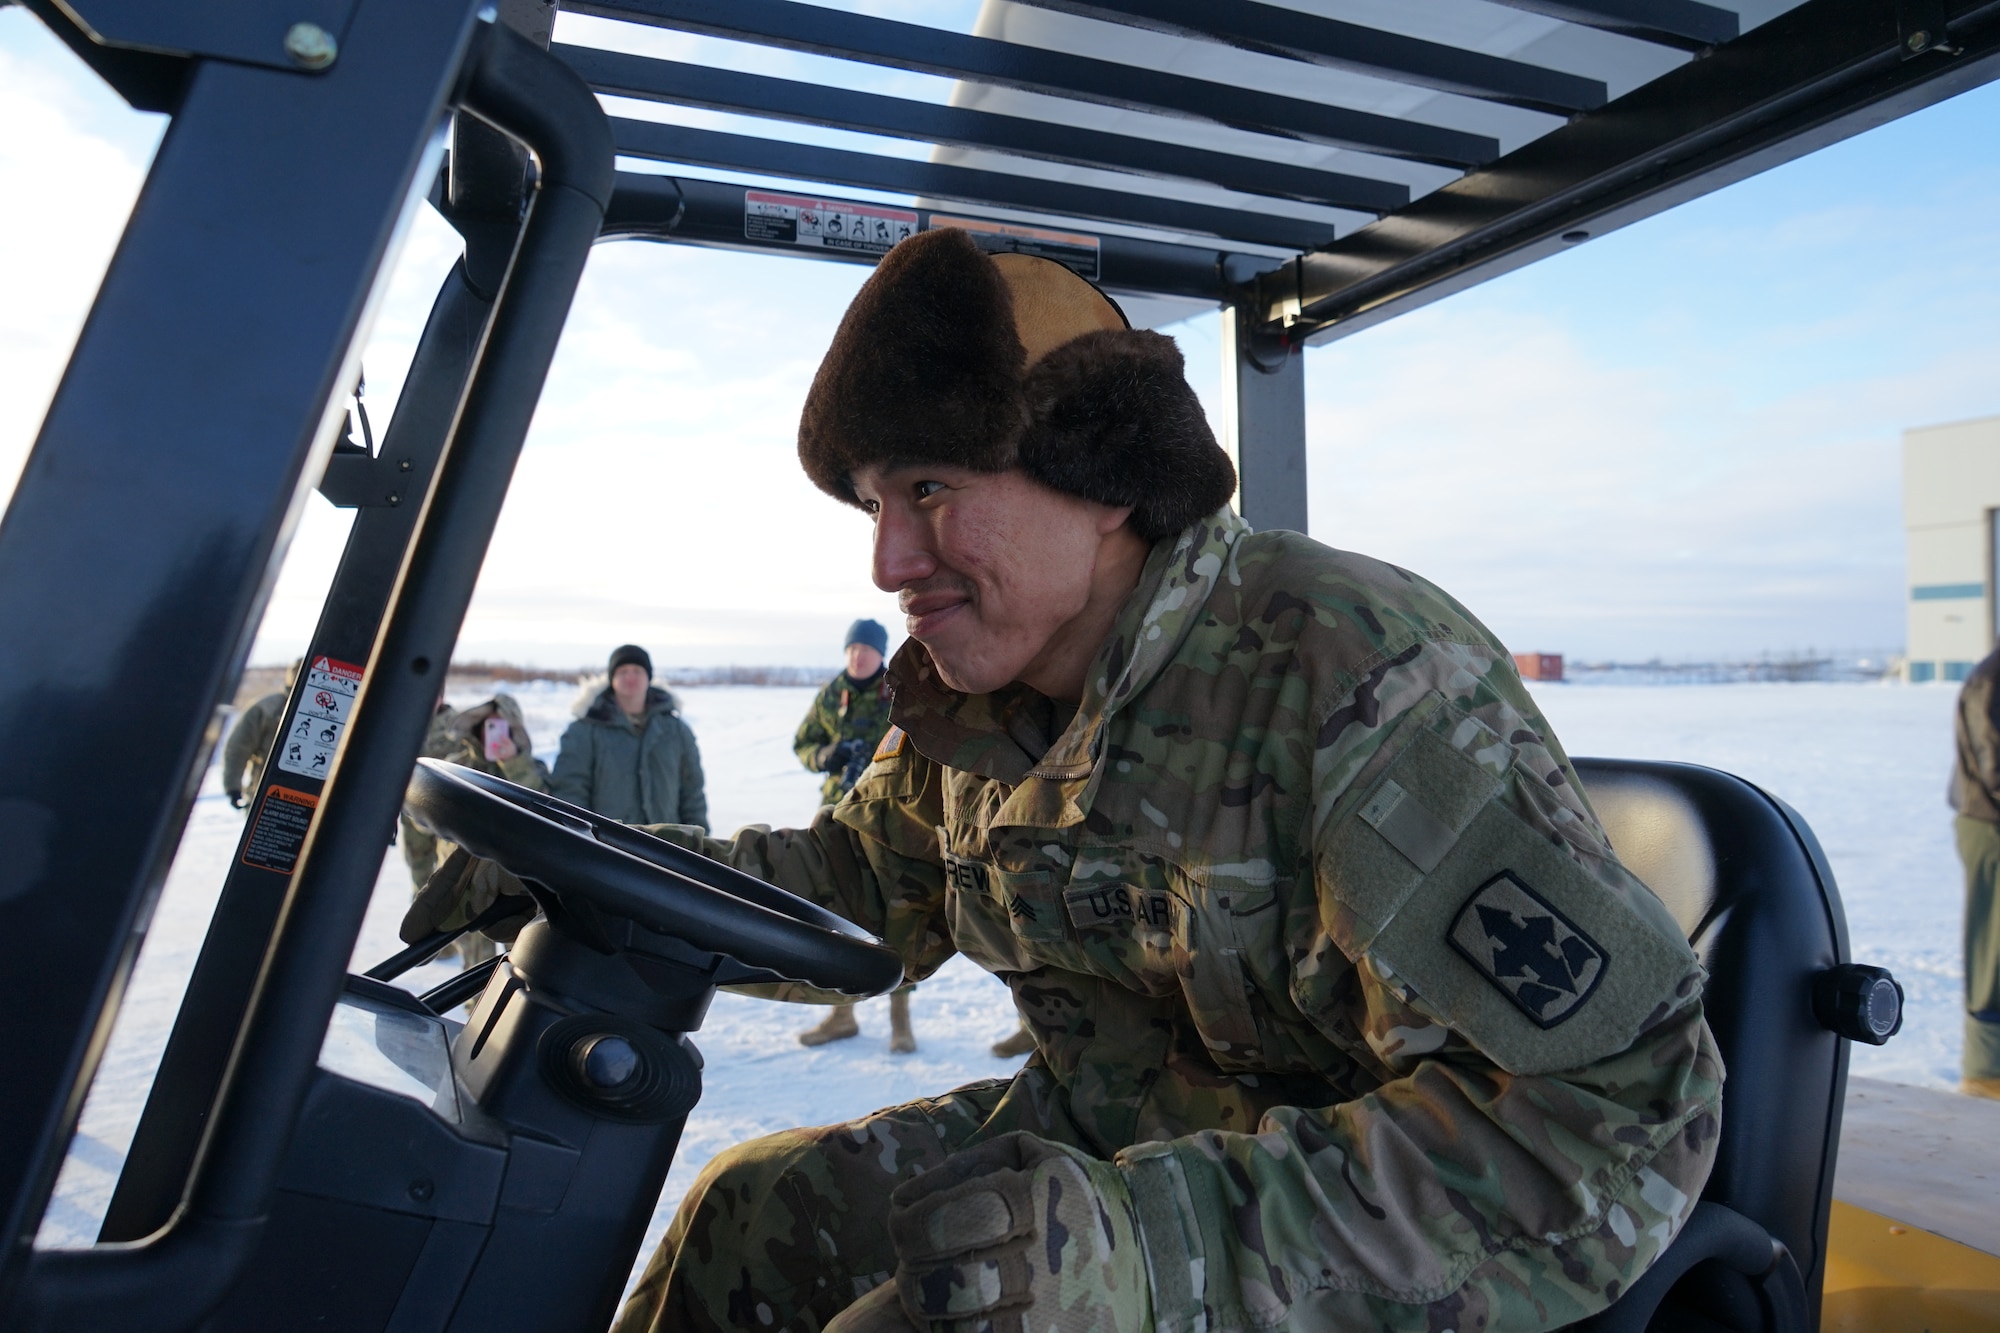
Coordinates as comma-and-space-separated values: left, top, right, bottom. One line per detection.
874, 725, 908, 762
1449, 871, 1607, 1028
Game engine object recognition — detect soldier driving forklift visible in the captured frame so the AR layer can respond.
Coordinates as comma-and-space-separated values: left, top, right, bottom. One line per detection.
4, 2, 1998, 1332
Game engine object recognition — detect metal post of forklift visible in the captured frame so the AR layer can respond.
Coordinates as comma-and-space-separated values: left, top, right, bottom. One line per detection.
1221, 303, 1309, 535
0, 6, 612, 1330
0, 0, 487, 1319
97, 264, 495, 1247
99, 0, 558, 1247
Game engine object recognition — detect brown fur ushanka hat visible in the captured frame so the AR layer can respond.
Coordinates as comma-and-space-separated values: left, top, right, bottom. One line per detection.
798, 226, 1236, 541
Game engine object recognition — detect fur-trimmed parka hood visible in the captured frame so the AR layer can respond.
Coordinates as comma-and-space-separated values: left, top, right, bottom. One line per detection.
571, 676, 679, 724
798, 227, 1236, 541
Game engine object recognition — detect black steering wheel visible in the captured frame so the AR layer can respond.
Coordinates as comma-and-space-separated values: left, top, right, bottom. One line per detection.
405, 758, 903, 997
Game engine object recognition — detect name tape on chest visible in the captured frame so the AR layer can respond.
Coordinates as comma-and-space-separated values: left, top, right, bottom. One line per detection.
1448, 871, 1607, 1028
941, 849, 988, 898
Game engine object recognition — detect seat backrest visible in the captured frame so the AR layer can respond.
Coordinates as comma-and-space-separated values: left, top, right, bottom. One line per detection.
1573, 759, 1850, 1322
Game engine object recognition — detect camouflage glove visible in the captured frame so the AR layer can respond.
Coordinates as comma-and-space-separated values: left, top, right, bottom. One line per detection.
870, 1132, 1153, 1333
399, 846, 536, 945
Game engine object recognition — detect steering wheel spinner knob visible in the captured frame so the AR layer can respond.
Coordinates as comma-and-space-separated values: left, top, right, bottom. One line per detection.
580, 1035, 641, 1089
538, 1014, 700, 1122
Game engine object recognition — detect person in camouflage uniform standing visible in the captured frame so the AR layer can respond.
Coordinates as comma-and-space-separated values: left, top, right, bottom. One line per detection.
1950, 645, 2000, 1098
424, 230, 1720, 1333
408, 692, 549, 965
221, 659, 299, 810
796, 618, 896, 806
793, 618, 920, 1052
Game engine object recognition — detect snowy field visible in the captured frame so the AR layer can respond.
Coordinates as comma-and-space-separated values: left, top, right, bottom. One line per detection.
35, 679, 1971, 1300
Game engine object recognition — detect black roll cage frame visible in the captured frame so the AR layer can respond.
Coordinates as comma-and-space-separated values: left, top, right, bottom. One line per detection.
0, 0, 1993, 1328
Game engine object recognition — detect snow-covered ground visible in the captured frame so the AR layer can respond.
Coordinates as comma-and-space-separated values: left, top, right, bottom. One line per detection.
34, 679, 1972, 1302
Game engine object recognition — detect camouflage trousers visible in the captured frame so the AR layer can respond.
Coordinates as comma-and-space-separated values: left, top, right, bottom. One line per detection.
1960, 816, 2000, 1079
613, 1068, 1101, 1333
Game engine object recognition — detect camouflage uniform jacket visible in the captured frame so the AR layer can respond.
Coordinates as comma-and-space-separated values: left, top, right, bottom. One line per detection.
1951, 647, 2000, 823
221, 691, 288, 801
658, 511, 1722, 1330
794, 668, 895, 804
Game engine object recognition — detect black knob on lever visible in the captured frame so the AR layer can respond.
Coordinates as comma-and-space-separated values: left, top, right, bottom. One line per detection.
1812, 964, 1903, 1045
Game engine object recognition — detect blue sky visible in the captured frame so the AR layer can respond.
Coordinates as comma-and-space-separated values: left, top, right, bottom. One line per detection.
1, 6, 1996, 667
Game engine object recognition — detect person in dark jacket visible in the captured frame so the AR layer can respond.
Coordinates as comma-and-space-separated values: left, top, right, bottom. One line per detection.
1951, 646, 2000, 1098
552, 645, 708, 829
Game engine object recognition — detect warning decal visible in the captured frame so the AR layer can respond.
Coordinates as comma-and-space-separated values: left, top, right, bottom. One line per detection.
745, 191, 916, 256
242, 785, 319, 874
927, 215, 1101, 281
276, 655, 363, 781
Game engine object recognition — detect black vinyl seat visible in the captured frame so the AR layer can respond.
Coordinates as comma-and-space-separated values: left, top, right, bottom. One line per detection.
1566, 759, 1861, 1333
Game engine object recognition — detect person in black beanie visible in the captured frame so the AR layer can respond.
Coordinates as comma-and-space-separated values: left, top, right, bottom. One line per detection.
550, 644, 707, 828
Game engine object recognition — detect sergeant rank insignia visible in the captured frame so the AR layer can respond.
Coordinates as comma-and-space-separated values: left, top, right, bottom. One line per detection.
1448, 872, 1607, 1028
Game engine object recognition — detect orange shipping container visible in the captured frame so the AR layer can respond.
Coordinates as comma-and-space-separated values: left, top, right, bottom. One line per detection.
1513, 652, 1564, 682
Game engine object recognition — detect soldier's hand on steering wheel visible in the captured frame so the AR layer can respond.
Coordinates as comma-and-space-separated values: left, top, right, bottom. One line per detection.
400, 846, 537, 945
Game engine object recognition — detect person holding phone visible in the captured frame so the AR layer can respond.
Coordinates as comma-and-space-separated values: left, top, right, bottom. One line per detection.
442, 692, 549, 790
410, 692, 550, 965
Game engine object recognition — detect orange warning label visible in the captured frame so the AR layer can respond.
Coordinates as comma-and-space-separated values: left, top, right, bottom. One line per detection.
242, 784, 319, 874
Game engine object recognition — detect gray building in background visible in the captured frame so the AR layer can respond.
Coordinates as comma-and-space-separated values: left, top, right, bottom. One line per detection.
1904, 415, 2000, 683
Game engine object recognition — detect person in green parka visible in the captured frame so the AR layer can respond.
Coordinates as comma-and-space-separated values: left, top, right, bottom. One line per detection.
552, 645, 708, 830
792, 618, 917, 1052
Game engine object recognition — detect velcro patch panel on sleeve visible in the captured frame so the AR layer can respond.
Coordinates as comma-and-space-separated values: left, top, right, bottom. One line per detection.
1321, 714, 1503, 955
